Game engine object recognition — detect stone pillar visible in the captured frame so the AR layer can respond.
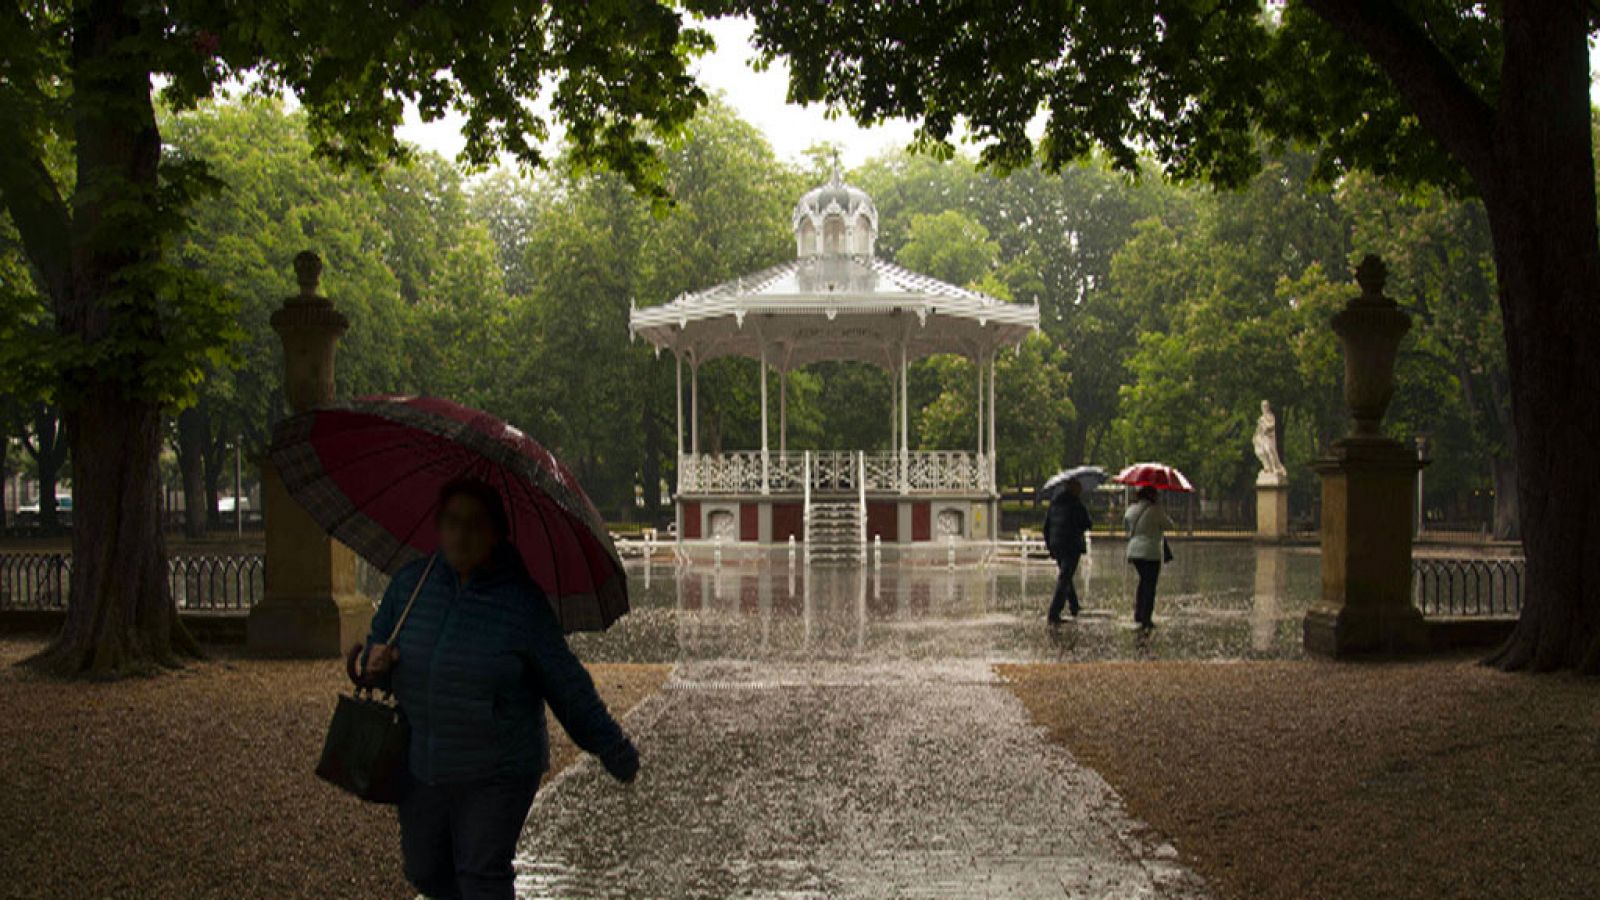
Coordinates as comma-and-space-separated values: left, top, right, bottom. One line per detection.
247, 252, 371, 657
1303, 256, 1427, 657
1255, 472, 1290, 540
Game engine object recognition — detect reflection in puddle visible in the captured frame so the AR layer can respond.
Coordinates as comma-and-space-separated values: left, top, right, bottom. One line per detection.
570, 543, 1321, 663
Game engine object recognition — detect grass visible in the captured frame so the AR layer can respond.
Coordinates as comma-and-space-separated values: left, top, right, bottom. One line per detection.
0, 638, 667, 900
1001, 658, 1600, 900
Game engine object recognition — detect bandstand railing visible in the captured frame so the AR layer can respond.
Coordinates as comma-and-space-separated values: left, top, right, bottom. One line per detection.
679, 451, 992, 495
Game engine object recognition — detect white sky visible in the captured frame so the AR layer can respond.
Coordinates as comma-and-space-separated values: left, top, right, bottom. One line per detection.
395, 16, 1600, 171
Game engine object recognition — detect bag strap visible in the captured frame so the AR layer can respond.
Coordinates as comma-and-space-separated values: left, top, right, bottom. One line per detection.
386, 553, 438, 644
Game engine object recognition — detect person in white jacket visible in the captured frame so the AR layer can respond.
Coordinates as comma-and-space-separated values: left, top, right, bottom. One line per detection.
1124, 486, 1175, 628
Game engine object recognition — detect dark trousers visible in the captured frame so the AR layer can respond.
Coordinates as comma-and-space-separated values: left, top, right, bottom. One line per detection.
1048, 552, 1083, 620
399, 773, 541, 900
1132, 559, 1161, 624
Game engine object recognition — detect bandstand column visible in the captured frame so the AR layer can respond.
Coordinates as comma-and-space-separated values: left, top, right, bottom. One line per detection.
675, 351, 683, 460
760, 343, 770, 494
899, 342, 910, 493
975, 352, 985, 455
691, 355, 700, 456
889, 365, 898, 453
779, 367, 788, 458
988, 354, 998, 491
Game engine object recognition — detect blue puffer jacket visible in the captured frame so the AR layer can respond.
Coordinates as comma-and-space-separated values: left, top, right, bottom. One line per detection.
365, 544, 634, 786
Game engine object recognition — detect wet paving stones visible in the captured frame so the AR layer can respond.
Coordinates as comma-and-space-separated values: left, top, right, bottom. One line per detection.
516, 659, 1207, 898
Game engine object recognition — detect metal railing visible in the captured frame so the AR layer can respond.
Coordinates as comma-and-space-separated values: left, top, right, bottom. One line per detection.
1412, 557, 1524, 617
0, 552, 70, 610
169, 554, 264, 611
0, 552, 266, 612
679, 450, 994, 495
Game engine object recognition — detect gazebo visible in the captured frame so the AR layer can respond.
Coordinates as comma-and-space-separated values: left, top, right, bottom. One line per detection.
629, 170, 1039, 555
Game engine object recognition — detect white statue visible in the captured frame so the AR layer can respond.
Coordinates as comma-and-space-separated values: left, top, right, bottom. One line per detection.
1253, 400, 1287, 480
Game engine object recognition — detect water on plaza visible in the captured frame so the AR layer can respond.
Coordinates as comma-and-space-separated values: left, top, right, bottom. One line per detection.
570, 541, 1321, 665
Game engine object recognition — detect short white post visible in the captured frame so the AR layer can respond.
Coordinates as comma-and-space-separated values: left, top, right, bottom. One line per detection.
947, 533, 956, 570
873, 534, 882, 569
788, 534, 797, 567
714, 535, 723, 569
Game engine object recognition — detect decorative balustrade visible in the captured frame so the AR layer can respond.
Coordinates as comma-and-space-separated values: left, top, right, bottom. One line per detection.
0, 552, 265, 612
679, 451, 992, 495
1412, 557, 1524, 617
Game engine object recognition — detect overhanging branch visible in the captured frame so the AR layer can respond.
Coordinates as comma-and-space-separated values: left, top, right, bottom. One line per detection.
0, 147, 72, 306
1302, 0, 1496, 183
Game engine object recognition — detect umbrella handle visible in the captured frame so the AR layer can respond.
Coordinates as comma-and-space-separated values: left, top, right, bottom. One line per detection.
344, 642, 371, 689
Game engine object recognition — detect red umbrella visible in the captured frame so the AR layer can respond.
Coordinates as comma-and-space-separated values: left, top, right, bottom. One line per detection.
1112, 462, 1195, 493
269, 395, 625, 632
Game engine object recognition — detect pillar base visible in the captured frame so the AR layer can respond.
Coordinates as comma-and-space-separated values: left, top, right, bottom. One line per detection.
1303, 601, 1427, 658
1255, 475, 1290, 541
1302, 437, 1427, 658
246, 592, 374, 658
254, 458, 369, 658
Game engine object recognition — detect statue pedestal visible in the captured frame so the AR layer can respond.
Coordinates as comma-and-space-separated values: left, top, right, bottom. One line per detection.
1255, 473, 1290, 541
247, 462, 371, 656
1303, 438, 1426, 657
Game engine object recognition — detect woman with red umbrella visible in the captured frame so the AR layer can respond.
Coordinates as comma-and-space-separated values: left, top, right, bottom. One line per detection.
1114, 463, 1191, 629
272, 396, 639, 899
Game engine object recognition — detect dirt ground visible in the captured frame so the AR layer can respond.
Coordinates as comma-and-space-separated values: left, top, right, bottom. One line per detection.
1001, 658, 1600, 900
0, 639, 667, 900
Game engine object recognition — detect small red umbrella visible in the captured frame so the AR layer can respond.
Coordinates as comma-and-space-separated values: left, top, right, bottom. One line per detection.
1112, 462, 1195, 493
269, 395, 625, 633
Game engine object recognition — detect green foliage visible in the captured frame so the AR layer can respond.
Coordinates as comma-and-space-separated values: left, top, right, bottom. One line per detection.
896, 211, 1001, 288
717, 1, 1515, 192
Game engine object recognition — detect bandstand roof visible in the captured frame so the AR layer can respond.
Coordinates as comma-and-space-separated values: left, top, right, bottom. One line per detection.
629, 173, 1039, 370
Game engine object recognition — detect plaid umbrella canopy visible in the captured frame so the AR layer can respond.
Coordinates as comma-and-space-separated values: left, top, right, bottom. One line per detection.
269, 395, 626, 633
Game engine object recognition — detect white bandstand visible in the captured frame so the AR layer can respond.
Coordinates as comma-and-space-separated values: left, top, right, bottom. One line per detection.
629, 169, 1039, 555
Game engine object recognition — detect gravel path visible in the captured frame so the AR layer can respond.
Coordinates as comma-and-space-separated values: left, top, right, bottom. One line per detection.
0, 639, 665, 900
1004, 658, 1600, 900
516, 660, 1207, 899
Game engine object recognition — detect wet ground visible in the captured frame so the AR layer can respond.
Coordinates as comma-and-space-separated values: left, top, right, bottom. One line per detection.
569, 542, 1323, 665
517, 544, 1319, 897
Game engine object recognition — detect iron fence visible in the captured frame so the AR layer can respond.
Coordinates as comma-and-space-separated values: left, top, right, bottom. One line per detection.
1413, 557, 1524, 617
0, 552, 266, 612
0, 553, 70, 610
169, 554, 264, 611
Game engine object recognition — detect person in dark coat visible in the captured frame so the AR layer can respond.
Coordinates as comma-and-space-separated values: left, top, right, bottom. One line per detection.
357, 477, 638, 900
1043, 478, 1095, 621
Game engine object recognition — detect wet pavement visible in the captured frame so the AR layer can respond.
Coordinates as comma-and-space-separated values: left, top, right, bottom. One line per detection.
517, 660, 1205, 898
569, 543, 1322, 665
516, 545, 1313, 897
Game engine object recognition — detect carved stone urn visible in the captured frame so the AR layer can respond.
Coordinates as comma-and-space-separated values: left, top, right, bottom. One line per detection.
270, 251, 349, 413
1332, 255, 1411, 437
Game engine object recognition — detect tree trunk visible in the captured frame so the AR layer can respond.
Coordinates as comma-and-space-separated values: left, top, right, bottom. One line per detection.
1480, 3, 1600, 672
27, 0, 198, 675
1491, 454, 1519, 542
34, 388, 199, 675
641, 392, 663, 522
203, 430, 228, 531
175, 406, 209, 539
26, 404, 67, 531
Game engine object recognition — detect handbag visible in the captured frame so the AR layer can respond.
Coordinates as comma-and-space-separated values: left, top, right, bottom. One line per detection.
315, 554, 436, 804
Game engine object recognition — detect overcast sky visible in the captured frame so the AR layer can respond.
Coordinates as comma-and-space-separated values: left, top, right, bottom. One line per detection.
395, 17, 1600, 171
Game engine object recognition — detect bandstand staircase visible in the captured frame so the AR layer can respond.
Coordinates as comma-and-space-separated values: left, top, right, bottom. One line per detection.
805, 501, 864, 565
